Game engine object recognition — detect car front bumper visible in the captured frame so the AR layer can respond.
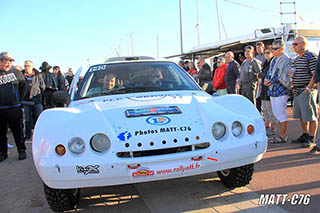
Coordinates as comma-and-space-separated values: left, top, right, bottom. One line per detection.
36, 137, 267, 189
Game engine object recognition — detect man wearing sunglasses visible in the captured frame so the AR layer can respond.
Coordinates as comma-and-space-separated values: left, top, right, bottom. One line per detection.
264, 40, 291, 143
290, 36, 318, 150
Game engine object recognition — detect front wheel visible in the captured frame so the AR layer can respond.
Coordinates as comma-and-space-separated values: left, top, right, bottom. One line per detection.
217, 164, 254, 189
43, 183, 80, 212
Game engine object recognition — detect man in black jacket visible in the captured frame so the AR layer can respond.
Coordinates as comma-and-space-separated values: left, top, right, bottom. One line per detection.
40, 62, 57, 109
22, 60, 45, 140
65, 68, 74, 86
0, 52, 27, 162
194, 58, 213, 94
224, 51, 240, 94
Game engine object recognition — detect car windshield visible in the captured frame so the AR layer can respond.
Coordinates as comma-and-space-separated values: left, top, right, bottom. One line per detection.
74, 62, 200, 100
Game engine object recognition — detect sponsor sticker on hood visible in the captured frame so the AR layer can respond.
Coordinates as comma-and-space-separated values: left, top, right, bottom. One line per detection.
146, 115, 171, 125
126, 106, 181, 117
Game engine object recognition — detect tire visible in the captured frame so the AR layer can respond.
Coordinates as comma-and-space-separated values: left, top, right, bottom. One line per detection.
43, 183, 80, 212
217, 164, 254, 189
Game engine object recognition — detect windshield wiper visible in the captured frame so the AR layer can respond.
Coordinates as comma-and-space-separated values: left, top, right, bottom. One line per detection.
79, 91, 115, 99
79, 87, 168, 100
110, 86, 168, 94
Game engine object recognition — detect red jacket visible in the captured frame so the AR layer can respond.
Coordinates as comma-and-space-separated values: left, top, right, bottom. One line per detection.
188, 68, 197, 76
212, 64, 228, 90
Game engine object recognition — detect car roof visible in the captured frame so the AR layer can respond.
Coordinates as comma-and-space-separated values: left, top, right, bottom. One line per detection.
104, 56, 155, 62
95, 56, 174, 66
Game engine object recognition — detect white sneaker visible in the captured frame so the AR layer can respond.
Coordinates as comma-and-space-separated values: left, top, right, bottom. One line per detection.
8, 144, 15, 149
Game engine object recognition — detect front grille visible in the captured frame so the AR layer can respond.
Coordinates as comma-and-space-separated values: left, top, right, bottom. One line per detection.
116, 142, 210, 158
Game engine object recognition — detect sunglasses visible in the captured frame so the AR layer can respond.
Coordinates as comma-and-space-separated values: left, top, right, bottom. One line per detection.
292, 43, 299, 46
272, 47, 280, 51
1, 59, 14, 62
264, 52, 271, 54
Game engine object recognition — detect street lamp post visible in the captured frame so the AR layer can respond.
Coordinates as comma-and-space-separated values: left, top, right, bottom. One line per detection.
179, 0, 184, 54
196, 0, 200, 46
215, 0, 222, 41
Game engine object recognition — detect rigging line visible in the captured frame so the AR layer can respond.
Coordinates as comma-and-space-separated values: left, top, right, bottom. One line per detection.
224, 0, 278, 13
224, 0, 305, 22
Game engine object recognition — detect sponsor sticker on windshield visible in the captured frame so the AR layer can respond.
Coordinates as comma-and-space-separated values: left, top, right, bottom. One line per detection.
88, 65, 107, 72
126, 106, 181, 117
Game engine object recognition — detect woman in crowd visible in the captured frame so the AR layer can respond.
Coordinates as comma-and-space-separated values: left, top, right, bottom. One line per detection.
212, 57, 228, 96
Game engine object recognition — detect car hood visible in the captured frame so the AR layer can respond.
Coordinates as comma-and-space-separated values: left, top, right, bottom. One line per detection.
67, 91, 258, 143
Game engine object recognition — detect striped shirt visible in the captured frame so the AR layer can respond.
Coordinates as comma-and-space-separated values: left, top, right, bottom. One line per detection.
292, 51, 318, 96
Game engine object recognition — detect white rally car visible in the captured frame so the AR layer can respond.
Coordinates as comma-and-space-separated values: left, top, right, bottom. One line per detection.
33, 56, 267, 212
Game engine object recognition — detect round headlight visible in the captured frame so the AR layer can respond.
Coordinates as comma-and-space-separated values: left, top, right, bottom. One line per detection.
212, 122, 226, 140
68, 137, 86, 154
232, 121, 242, 137
90, 133, 111, 152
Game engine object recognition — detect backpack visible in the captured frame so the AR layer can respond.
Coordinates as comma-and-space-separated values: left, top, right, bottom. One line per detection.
305, 51, 318, 74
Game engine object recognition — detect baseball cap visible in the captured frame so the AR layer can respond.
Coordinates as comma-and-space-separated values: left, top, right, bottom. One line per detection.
0, 52, 15, 62
244, 45, 254, 51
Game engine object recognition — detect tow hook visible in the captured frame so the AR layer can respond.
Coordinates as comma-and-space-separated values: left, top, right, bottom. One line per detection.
128, 164, 140, 169
191, 156, 203, 161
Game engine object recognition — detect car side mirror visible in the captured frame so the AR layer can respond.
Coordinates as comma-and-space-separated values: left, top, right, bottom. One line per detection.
52, 91, 70, 107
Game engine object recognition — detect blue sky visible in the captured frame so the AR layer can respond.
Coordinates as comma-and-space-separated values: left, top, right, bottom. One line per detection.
1, 0, 319, 73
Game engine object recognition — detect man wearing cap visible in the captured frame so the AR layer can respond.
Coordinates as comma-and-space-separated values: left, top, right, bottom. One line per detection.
0, 52, 27, 162
40, 61, 57, 109
178, 60, 188, 71
239, 45, 262, 106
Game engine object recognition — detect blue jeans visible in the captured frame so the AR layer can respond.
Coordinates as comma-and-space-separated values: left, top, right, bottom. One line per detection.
24, 103, 43, 138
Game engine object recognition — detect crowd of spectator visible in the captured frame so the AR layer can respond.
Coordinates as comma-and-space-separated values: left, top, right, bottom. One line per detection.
1, 36, 320, 163
179, 37, 320, 154
0, 53, 74, 162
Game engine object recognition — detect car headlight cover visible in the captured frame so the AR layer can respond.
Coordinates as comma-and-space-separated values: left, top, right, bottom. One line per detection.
212, 122, 226, 140
90, 133, 111, 152
232, 121, 242, 137
68, 137, 86, 154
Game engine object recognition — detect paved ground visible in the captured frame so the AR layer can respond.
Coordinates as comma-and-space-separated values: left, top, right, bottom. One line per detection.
1, 139, 285, 212
247, 107, 320, 213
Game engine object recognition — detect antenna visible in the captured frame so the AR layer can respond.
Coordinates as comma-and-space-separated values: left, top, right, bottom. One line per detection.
157, 34, 160, 59
131, 33, 134, 56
